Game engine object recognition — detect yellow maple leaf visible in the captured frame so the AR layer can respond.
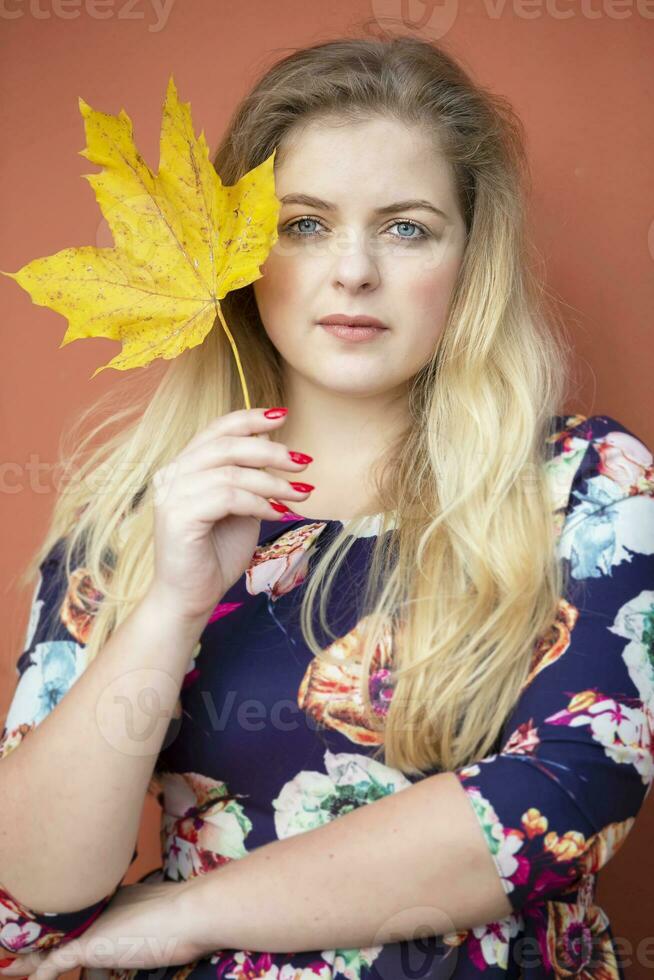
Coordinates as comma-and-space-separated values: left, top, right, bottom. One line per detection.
0, 75, 280, 404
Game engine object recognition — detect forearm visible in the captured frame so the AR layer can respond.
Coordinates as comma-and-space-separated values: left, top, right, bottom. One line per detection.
183, 771, 513, 955
0, 584, 207, 914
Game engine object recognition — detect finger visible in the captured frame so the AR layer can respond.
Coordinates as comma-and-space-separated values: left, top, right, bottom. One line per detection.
0, 952, 43, 976
163, 433, 309, 481
33, 961, 68, 980
173, 466, 313, 507
31, 962, 63, 980
177, 407, 287, 461
31, 947, 79, 980
40, 943, 81, 976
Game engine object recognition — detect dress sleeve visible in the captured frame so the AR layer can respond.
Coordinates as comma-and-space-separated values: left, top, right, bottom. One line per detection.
0, 536, 139, 954
453, 414, 654, 914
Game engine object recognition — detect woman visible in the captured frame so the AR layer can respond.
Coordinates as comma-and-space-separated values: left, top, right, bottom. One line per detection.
1, 33, 652, 980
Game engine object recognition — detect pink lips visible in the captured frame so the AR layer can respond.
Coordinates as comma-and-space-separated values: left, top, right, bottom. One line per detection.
317, 313, 389, 343
320, 324, 387, 341
318, 313, 388, 329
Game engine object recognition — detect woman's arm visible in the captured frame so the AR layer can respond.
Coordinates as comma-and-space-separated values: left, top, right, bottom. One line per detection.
0, 538, 208, 921
0, 780, 502, 980
181, 769, 511, 955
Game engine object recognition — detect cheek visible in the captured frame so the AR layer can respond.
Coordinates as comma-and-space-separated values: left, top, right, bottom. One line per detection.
410, 253, 461, 328
413, 275, 451, 323
397, 251, 463, 361
253, 256, 315, 355
254, 252, 314, 326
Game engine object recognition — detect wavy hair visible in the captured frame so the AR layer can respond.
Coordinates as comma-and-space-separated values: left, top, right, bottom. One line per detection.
17, 32, 576, 775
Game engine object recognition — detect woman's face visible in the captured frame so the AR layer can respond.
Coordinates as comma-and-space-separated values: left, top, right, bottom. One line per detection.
252, 115, 468, 398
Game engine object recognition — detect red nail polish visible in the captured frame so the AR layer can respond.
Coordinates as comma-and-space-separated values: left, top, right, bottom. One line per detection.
288, 451, 313, 464
270, 500, 291, 513
263, 407, 288, 419
0, 959, 16, 967
289, 482, 315, 492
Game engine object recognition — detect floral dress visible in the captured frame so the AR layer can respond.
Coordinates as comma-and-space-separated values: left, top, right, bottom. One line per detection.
1, 413, 653, 979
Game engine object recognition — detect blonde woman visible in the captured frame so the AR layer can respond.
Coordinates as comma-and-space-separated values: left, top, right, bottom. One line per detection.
1, 33, 653, 980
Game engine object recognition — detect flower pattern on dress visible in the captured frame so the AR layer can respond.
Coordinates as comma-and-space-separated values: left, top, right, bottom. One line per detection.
271, 749, 412, 837
1, 413, 653, 979
152, 771, 254, 880
297, 615, 396, 745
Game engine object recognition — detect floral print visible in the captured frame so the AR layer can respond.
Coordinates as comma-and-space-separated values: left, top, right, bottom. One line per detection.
1, 413, 652, 979
297, 615, 396, 745
271, 749, 413, 838
155, 771, 254, 879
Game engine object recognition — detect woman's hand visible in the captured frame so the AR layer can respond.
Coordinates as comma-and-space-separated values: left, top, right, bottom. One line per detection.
148, 406, 315, 624
0, 880, 203, 980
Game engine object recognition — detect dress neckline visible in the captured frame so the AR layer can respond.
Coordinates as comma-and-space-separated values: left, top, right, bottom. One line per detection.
283, 508, 382, 524
261, 509, 397, 536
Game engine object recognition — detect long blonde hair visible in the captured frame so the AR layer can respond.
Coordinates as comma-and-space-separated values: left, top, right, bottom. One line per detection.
17, 33, 576, 775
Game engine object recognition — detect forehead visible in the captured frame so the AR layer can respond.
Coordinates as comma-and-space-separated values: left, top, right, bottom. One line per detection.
274, 116, 456, 208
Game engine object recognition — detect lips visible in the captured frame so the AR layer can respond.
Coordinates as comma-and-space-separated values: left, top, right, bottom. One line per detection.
319, 323, 387, 342
317, 313, 388, 329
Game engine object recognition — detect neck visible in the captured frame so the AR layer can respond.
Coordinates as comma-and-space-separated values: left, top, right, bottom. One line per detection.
268, 370, 410, 520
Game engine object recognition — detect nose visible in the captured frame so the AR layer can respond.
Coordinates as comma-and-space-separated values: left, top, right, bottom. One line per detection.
330, 235, 381, 292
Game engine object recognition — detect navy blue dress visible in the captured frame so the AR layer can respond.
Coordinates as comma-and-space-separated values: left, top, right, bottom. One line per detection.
1, 413, 653, 978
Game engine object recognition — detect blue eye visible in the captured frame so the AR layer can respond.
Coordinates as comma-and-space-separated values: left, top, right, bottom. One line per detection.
391, 221, 425, 240
282, 216, 429, 241
285, 217, 324, 236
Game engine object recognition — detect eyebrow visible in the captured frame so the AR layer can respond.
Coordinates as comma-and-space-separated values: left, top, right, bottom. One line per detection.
279, 193, 448, 220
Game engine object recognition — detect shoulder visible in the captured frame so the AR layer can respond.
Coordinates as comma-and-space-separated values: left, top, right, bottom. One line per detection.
546, 413, 653, 522
547, 414, 654, 596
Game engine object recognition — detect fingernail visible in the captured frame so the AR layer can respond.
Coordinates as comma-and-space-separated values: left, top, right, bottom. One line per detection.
0, 959, 16, 967
270, 500, 291, 513
288, 451, 313, 464
263, 407, 288, 419
289, 482, 315, 492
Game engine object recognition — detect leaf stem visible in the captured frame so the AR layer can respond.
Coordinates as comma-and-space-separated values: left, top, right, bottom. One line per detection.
216, 305, 251, 410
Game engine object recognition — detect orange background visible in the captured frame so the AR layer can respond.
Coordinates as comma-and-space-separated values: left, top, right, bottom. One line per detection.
1, 2, 653, 977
